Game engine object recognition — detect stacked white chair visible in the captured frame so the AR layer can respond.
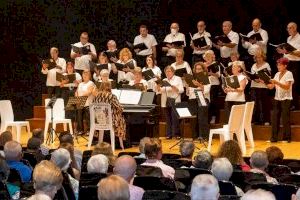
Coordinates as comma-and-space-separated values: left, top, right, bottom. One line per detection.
0, 100, 31, 143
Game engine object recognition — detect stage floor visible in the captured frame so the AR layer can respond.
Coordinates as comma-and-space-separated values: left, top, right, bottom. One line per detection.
16, 129, 300, 159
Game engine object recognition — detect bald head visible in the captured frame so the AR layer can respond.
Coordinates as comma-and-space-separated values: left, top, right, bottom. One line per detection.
113, 155, 137, 182
252, 18, 262, 32
287, 22, 298, 36
222, 21, 232, 35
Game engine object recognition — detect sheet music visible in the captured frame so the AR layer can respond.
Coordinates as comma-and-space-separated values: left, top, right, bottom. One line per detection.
112, 89, 121, 100
119, 90, 142, 105
196, 90, 207, 106
176, 108, 192, 118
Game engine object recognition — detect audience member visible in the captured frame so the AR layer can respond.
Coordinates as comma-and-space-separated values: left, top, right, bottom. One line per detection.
27, 160, 63, 200
31, 128, 49, 155
4, 141, 32, 183
179, 141, 195, 161
26, 137, 45, 163
190, 174, 219, 200
97, 175, 130, 200
87, 154, 109, 174
92, 142, 116, 166
250, 150, 278, 183
114, 155, 145, 200
0, 130, 13, 157
211, 157, 244, 196
241, 189, 275, 200
217, 140, 250, 171
141, 138, 175, 178
266, 146, 284, 164
134, 137, 151, 159
192, 150, 213, 169
59, 142, 80, 174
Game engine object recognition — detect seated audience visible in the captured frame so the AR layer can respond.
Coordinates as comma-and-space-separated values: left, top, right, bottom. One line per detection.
292, 188, 300, 200
265, 146, 284, 164
211, 157, 244, 196
92, 142, 116, 167
250, 150, 278, 183
190, 174, 219, 200
192, 150, 213, 169
0, 130, 12, 157
4, 141, 32, 183
97, 175, 130, 200
179, 141, 195, 161
59, 142, 81, 177
241, 189, 275, 200
0, 155, 20, 200
87, 154, 109, 174
27, 160, 63, 200
31, 128, 50, 155
114, 155, 145, 200
141, 138, 175, 179
134, 137, 151, 159
217, 140, 250, 171
26, 137, 45, 163
51, 148, 79, 199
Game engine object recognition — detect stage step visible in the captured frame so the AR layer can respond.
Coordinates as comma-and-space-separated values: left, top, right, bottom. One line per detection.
42, 94, 48, 106
26, 118, 67, 132
33, 106, 45, 118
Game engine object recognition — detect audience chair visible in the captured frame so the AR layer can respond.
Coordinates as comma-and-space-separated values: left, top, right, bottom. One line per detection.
219, 195, 241, 200
161, 153, 181, 160
133, 176, 177, 191
136, 165, 163, 177
251, 182, 297, 200
79, 172, 107, 186
0, 100, 31, 143
266, 164, 292, 179
229, 171, 267, 191
163, 159, 192, 169
218, 180, 238, 196
22, 152, 38, 168
142, 190, 190, 200
135, 157, 147, 165
278, 174, 300, 187
61, 172, 76, 200
208, 104, 245, 153
44, 98, 73, 143
281, 159, 300, 173
118, 151, 140, 157
78, 185, 98, 200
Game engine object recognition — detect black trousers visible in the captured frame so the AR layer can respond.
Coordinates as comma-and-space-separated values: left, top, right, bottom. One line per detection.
209, 85, 221, 119
47, 86, 61, 98
250, 88, 270, 123
224, 101, 245, 123
188, 99, 209, 139
163, 107, 180, 137
76, 106, 90, 132
61, 87, 76, 120
288, 61, 300, 109
271, 100, 291, 140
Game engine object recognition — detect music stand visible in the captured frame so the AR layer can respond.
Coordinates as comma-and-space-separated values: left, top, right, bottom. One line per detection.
65, 96, 88, 143
45, 97, 59, 145
169, 102, 200, 150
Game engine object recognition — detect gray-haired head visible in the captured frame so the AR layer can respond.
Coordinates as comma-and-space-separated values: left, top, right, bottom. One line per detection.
87, 154, 109, 174
51, 148, 71, 171
211, 157, 233, 181
241, 189, 275, 200
179, 141, 195, 158
250, 150, 269, 170
192, 150, 213, 169
191, 174, 219, 200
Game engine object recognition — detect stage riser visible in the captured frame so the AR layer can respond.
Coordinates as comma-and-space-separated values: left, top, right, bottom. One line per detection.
33, 106, 45, 118
159, 122, 300, 141
27, 118, 67, 132
42, 94, 48, 106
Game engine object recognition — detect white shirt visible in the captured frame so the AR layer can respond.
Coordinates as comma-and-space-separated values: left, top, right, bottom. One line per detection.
71, 42, 97, 70
284, 33, 300, 61
117, 59, 137, 82
191, 31, 212, 55
77, 80, 95, 106
171, 61, 192, 75
225, 74, 248, 102
163, 32, 186, 57
134, 34, 157, 56
62, 72, 82, 88
220, 30, 239, 58
250, 62, 271, 88
188, 84, 211, 101
273, 71, 294, 101
41, 57, 66, 86
141, 159, 175, 179
160, 75, 184, 107
242, 28, 269, 55
27, 193, 52, 200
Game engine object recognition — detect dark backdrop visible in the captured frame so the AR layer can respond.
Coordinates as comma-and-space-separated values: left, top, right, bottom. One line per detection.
0, 0, 298, 120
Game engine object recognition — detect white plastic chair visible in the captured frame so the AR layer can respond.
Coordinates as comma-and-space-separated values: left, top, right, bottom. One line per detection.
207, 104, 246, 153
88, 103, 115, 152
0, 100, 31, 143
44, 98, 73, 143
242, 101, 255, 148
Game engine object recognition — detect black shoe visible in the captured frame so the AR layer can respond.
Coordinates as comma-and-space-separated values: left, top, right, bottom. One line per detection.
282, 137, 291, 143
166, 136, 172, 140
270, 138, 278, 143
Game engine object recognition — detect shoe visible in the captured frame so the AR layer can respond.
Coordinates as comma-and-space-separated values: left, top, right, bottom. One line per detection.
210, 116, 216, 124
282, 137, 291, 143
268, 138, 278, 143
166, 136, 172, 140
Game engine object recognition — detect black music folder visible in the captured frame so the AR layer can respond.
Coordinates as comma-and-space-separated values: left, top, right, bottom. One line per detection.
175, 67, 187, 77
89, 61, 108, 72
56, 72, 76, 83
257, 70, 271, 84
126, 41, 148, 51
184, 74, 198, 88
194, 72, 210, 85
224, 65, 233, 76
115, 60, 135, 70
240, 33, 263, 42
95, 80, 117, 89
122, 83, 145, 91
155, 79, 172, 87
207, 62, 220, 73
71, 45, 91, 55
225, 75, 240, 89
269, 43, 297, 53
192, 37, 208, 48
244, 71, 259, 80
42, 59, 57, 70
163, 41, 184, 47
213, 35, 232, 44
142, 69, 155, 81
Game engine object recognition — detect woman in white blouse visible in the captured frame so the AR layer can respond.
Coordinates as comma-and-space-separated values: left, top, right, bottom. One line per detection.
142, 55, 162, 91
156, 66, 184, 139
250, 50, 271, 125
93, 52, 112, 82
171, 49, 192, 75
224, 62, 248, 123
187, 62, 211, 139
267, 58, 294, 143
75, 70, 95, 135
